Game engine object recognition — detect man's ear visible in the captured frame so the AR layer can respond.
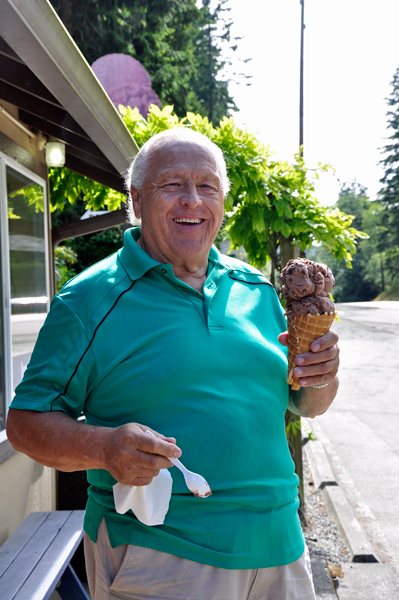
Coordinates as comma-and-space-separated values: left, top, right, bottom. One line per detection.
130, 186, 142, 218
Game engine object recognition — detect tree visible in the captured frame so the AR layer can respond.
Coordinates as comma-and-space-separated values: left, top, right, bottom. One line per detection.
48, 1, 250, 273
189, 0, 248, 125
50, 105, 366, 279
335, 183, 382, 301
308, 182, 382, 302
49, 167, 125, 214
226, 153, 367, 292
50, 0, 243, 120
378, 65, 399, 286
51, 0, 199, 117
360, 200, 387, 295
54, 245, 77, 292
51, 193, 126, 277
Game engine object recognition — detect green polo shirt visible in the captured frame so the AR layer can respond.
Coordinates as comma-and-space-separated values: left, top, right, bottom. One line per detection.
11, 227, 304, 569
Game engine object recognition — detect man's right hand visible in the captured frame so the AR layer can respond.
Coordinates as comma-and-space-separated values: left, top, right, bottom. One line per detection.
103, 423, 182, 486
6, 409, 181, 486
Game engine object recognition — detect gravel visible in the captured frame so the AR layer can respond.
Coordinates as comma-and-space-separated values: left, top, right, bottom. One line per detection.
302, 448, 351, 575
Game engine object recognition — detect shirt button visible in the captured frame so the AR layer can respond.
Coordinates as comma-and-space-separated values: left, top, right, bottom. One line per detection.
161, 268, 167, 274
181, 287, 189, 292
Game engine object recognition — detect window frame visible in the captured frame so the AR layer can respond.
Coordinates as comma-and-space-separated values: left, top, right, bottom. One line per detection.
0, 151, 50, 439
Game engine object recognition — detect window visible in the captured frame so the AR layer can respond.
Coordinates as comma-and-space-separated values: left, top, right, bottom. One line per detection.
0, 243, 5, 431
0, 156, 49, 432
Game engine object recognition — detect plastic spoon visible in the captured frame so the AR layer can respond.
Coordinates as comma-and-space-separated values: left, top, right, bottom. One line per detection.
168, 455, 212, 498
145, 430, 212, 498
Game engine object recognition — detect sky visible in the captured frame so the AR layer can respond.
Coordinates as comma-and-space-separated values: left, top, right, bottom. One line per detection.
225, 0, 399, 205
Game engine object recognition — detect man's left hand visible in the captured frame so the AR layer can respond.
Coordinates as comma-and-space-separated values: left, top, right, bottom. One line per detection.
278, 329, 340, 388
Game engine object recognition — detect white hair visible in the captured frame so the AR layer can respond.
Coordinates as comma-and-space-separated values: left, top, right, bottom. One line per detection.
125, 128, 230, 223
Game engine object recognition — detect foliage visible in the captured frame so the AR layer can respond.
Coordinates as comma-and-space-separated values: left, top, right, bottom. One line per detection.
8, 183, 45, 213
119, 103, 183, 145
285, 417, 302, 437
7, 207, 21, 219
48, 105, 366, 288
51, 194, 125, 278
226, 152, 367, 278
50, 0, 243, 121
120, 106, 366, 289
51, 0, 198, 116
54, 245, 77, 292
285, 417, 315, 442
309, 182, 386, 302
378, 65, 399, 284
49, 167, 125, 213
67, 227, 125, 274
190, 0, 248, 124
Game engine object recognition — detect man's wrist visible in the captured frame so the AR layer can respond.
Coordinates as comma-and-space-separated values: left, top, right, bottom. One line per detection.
311, 381, 331, 389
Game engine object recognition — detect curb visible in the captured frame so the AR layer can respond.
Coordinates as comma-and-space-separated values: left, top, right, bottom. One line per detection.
311, 556, 338, 599
303, 439, 337, 490
321, 486, 378, 563
302, 421, 379, 564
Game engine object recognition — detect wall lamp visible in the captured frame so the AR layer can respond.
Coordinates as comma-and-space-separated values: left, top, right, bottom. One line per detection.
45, 142, 66, 167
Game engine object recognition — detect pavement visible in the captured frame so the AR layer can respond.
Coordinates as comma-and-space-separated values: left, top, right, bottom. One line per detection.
305, 300, 399, 599
306, 417, 399, 599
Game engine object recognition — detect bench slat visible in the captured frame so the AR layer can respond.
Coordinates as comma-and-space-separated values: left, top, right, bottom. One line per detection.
0, 512, 50, 578
0, 511, 77, 599
13, 511, 85, 600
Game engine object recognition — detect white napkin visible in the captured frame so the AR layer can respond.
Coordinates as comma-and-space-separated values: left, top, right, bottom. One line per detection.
113, 468, 173, 526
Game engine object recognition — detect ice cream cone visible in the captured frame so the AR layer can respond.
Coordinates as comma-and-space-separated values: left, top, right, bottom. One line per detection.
286, 312, 337, 390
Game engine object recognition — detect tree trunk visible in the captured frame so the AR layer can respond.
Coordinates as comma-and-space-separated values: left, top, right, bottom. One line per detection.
268, 231, 278, 288
279, 235, 300, 268
380, 253, 385, 292
280, 235, 306, 523
285, 410, 306, 524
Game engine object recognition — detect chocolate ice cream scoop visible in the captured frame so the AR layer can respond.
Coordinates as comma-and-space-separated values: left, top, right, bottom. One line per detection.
279, 258, 336, 389
280, 258, 335, 318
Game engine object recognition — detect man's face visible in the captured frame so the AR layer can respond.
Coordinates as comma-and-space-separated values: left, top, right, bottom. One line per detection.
131, 141, 225, 267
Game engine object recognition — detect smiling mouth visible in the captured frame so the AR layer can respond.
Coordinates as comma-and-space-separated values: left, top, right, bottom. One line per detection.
173, 218, 204, 224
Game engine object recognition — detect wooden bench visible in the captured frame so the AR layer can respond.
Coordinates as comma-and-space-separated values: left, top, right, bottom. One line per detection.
0, 510, 90, 600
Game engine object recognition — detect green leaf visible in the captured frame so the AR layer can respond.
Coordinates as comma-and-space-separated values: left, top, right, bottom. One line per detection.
280, 221, 291, 238
284, 204, 293, 219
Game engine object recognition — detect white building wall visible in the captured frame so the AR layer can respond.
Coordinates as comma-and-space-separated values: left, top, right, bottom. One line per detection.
0, 103, 56, 543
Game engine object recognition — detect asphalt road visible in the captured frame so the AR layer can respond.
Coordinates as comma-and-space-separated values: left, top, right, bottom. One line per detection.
315, 301, 399, 575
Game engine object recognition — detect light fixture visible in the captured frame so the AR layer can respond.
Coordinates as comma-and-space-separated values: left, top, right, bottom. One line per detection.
45, 142, 66, 167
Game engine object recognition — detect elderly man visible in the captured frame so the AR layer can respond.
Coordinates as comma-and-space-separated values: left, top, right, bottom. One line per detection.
7, 129, 339, 600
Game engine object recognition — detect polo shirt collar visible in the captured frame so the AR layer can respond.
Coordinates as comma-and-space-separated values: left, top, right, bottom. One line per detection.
118, 227, 230, 282
208, 244, 221, 264
208, 243, 233, 272
118, 227, 161, 281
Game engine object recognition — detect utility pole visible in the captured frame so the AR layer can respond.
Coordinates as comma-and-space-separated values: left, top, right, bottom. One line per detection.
286, 2, 307, 525
299, 0, 305, 156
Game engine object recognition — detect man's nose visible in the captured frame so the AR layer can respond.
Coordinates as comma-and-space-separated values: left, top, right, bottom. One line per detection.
180, 181, 202, 207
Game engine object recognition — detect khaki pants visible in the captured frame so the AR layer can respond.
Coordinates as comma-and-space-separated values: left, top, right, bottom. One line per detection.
84, 519, 316, 600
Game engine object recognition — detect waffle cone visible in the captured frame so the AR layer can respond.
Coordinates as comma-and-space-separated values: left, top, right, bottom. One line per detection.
287, 312, 337, 390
